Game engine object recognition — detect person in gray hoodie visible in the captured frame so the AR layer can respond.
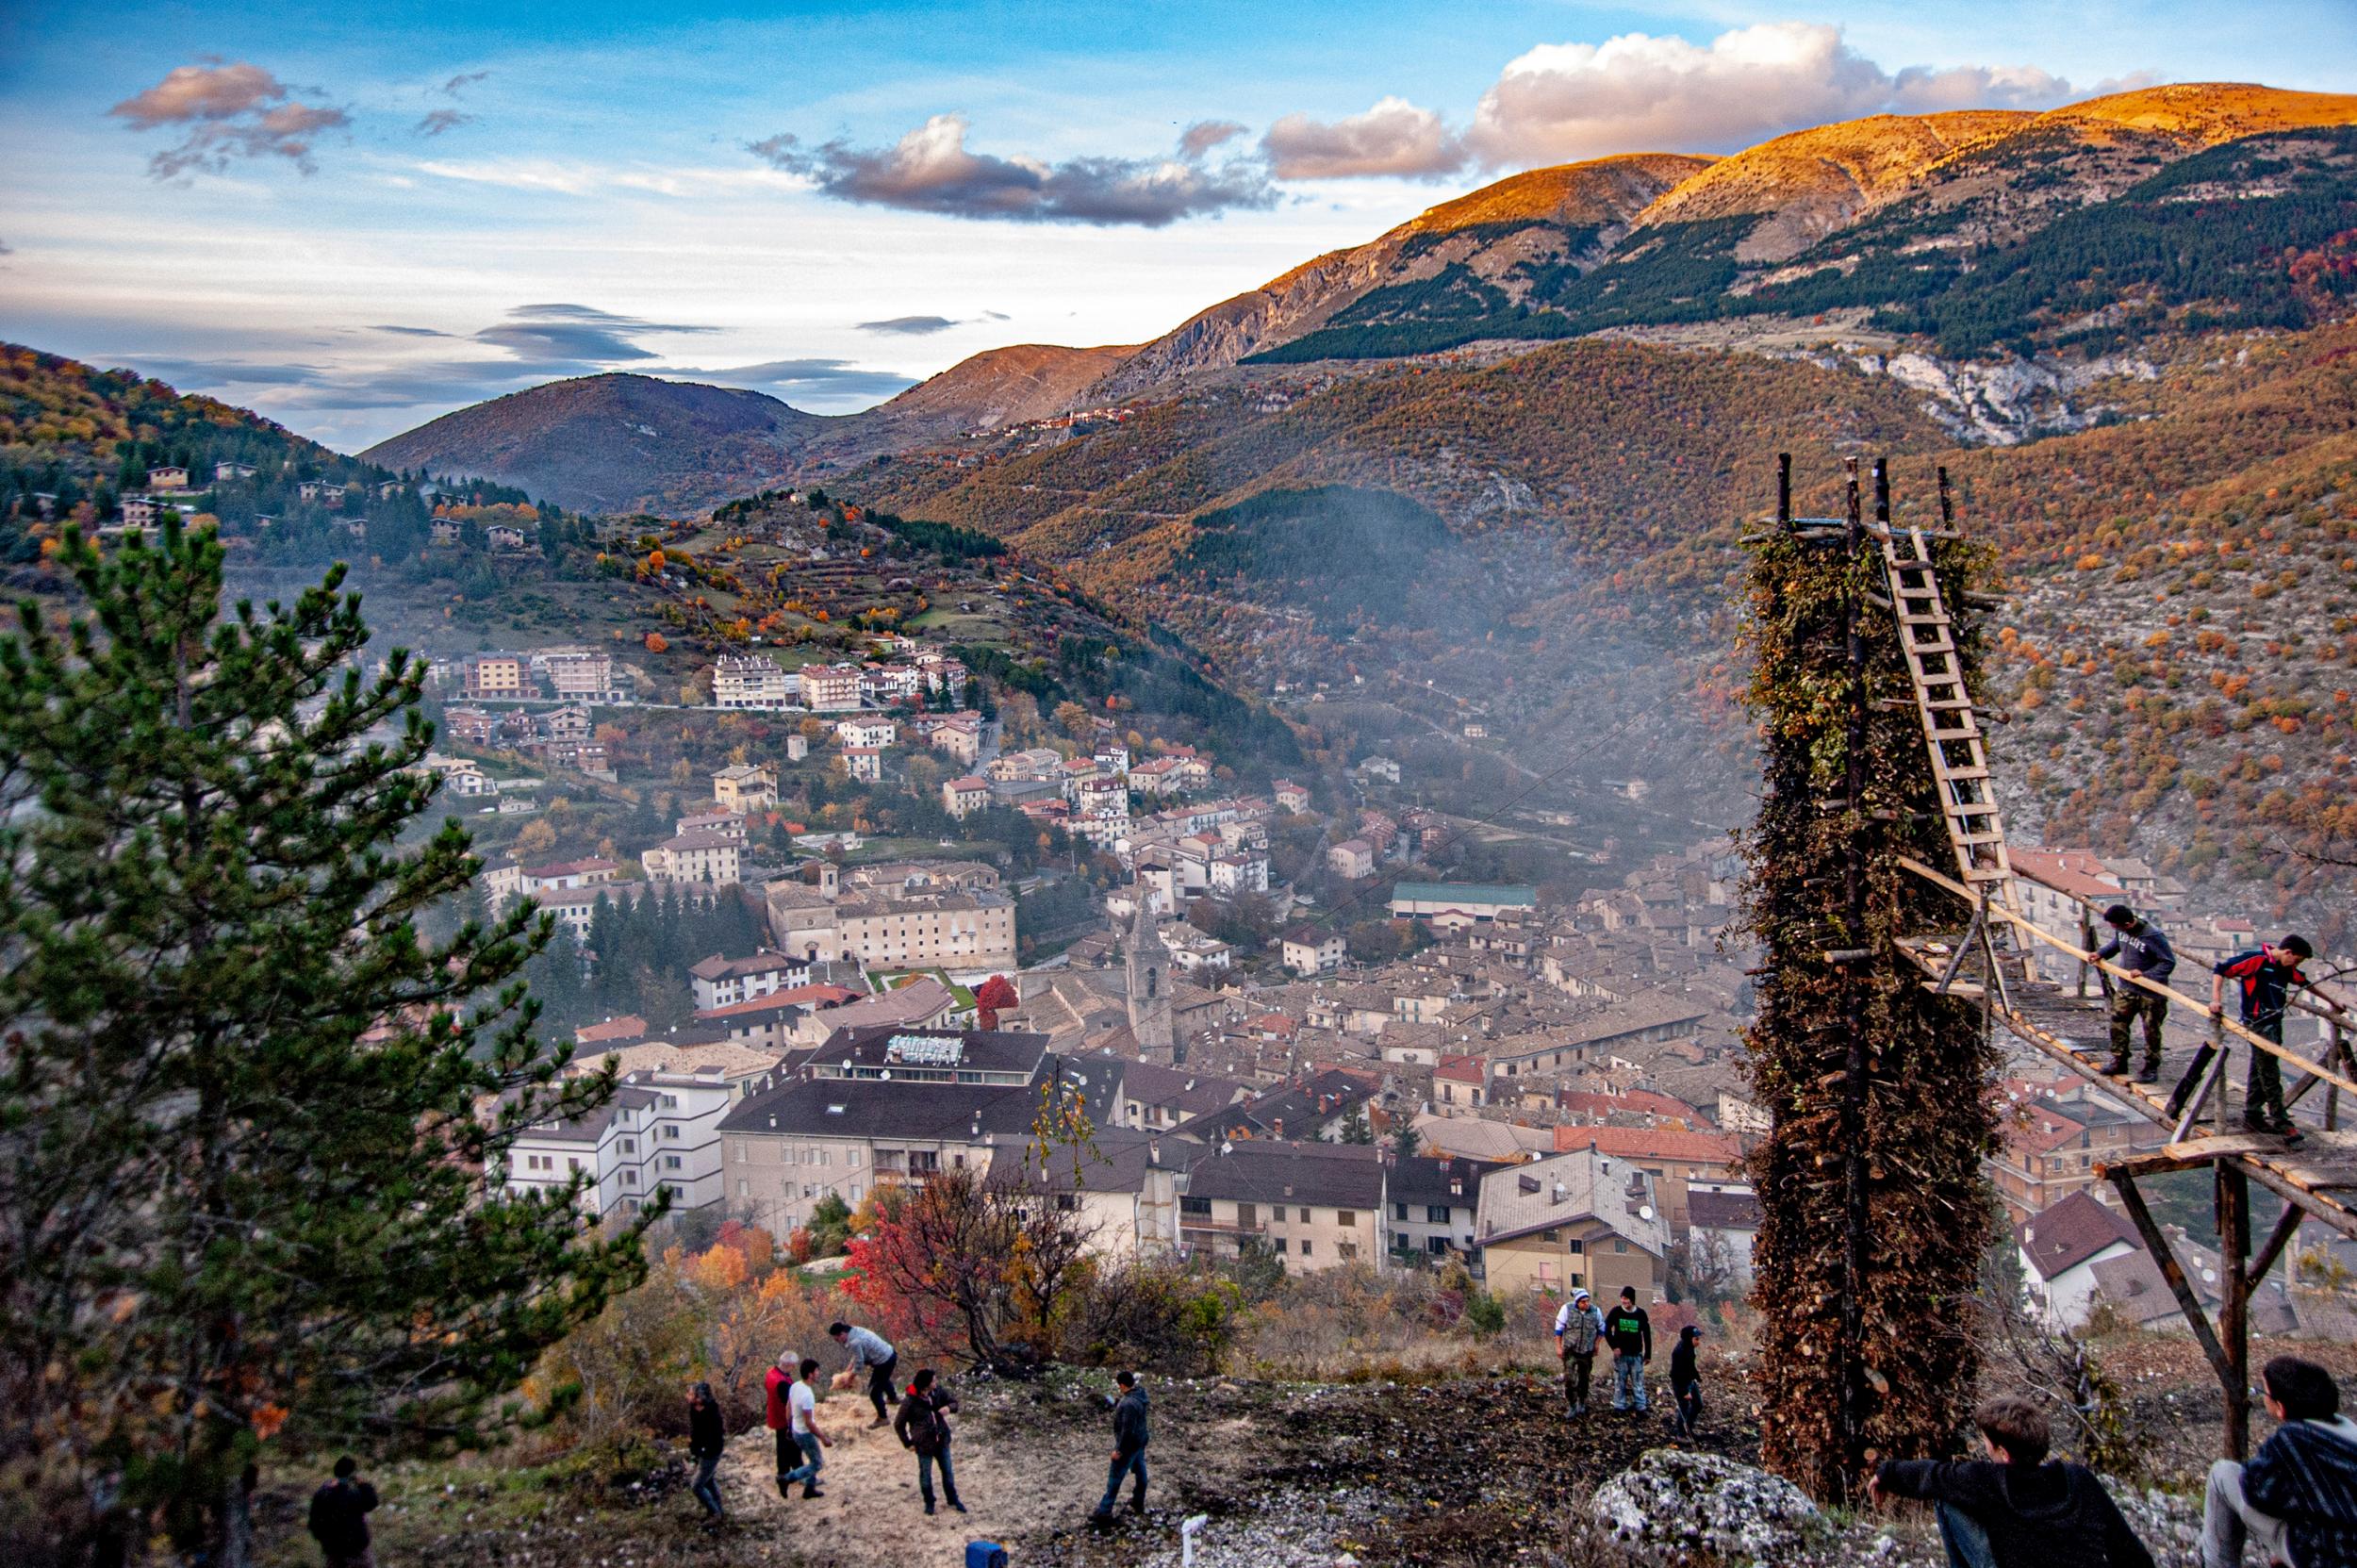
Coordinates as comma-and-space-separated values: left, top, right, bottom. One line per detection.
1092, 1370, 1150, 1520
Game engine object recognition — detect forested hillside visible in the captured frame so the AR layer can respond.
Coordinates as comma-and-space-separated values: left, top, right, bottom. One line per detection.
849, 319, 2357, 944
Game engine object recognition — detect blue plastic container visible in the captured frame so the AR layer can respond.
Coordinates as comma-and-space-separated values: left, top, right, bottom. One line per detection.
965, 1543, 1008, 1568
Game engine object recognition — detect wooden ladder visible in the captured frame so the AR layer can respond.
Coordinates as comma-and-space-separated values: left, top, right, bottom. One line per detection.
1874, 521, 2026, 929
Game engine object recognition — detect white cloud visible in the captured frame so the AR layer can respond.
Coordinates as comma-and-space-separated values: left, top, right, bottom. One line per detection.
1462, 23, 2086, 165
1261, 96, 1466, 179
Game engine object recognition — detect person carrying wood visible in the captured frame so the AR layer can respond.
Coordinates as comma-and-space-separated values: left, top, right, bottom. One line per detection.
2095, 904, 2175, 1083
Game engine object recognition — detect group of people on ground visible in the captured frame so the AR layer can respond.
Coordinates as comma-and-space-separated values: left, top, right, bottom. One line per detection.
1552, 1285, 1702, 1436
1870, 1356, 2357, 1568
668, 1319, 1154, 1528
2094, 905, 2321, 1143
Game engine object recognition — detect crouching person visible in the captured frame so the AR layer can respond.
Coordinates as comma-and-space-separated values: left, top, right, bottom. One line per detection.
2204, 1356, 2357, 1568
1867, 1395, 2152, 1568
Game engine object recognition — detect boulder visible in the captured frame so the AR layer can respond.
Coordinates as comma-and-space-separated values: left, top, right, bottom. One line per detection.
1591, 1449, 1830, 1567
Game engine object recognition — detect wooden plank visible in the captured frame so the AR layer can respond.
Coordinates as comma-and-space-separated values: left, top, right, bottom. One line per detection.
2110, 1172, 2234, 1390
2233, 1157, 2357, 1245
2099, 1134, 2282, 1180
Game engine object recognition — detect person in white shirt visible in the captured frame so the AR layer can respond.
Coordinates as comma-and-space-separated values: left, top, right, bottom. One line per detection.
781, 1357, 832, 1500
1553, 1288, 1607, 1416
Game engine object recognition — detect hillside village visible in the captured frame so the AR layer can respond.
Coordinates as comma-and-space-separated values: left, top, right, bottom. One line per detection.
462, 611, 2357, 1343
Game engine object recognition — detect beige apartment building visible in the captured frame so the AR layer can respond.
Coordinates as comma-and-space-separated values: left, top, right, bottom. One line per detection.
1475, 1149, 1669, 1300
464, 652, 526, 701
1178, 1141, 1383, 1272
766, 880, 1017, 974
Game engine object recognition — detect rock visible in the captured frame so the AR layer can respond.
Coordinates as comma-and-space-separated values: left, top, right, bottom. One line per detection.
1591, 1449, 1829, 1567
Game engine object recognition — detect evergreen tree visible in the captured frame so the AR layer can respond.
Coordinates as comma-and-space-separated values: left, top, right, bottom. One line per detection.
0, 522, 650, 1563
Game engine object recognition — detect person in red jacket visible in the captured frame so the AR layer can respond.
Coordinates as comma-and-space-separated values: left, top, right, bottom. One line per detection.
763, 1350, 800, 1499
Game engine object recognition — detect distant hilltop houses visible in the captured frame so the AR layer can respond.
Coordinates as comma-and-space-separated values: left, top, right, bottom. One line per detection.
710, 652, 967, 714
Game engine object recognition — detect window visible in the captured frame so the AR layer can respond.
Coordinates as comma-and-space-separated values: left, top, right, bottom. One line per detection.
664, 1125, 680, 1141
739, 1180, 749, 1197
664, 1183, 681, 1200
1270, 1238, 1286, 1254
1567, 1239, 1585, 1254
621, 1170, 637, 1186
619, 1138, 635, 1154
735, 1144, 746, 1164
1337, 1243, 1357, 1261
1298, 1206, 1312, 1223
1614, 1239, 1627, 1253
568, 1158, 581, 1172
1393, 1200, 1410, 1222
1300, 1240, 1313, 1257
1542, 1228, 1558, 1243
1426, 1204, 1451, 1224
1427, 1235, 1449, 1256
664, 1154, 682, 1170
849, 1184, 863, 1203
849, 1148, 861, 1166
1336, 1210, 1355, 1228
1180, 1196, 1211, 1216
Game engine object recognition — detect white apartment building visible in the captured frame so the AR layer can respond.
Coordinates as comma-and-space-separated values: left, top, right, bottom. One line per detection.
545, 651, 623, 703
642, 830, 742, 885
506, 1067, 735, 1216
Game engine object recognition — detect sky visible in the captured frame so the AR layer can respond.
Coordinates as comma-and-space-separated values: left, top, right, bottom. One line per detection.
0, 1, 2349, 452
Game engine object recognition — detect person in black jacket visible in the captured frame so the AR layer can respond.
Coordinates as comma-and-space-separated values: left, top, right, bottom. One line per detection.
306, 1457, 380, 1568
2096, 904, 2176, 1081
1868, 1395, 2151, 1568
686, 1380, 727, 1523
1604, 1288, 1653, 1413
894, 1367, 967, 1515
1092, 1370, 1150, 1521
1668, 1325, 1703, 1438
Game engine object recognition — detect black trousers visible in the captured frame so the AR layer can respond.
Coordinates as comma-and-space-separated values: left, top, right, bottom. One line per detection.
866, 1353, 899, 1420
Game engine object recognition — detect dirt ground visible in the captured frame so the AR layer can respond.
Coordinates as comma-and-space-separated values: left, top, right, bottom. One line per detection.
711, 1374, 1267, 1568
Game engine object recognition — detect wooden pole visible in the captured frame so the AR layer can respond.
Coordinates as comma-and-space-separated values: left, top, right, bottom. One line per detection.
1836, 456, 1872, 1493
2218, 1164, 2252, 1461
2111, 1172, 2233, 1388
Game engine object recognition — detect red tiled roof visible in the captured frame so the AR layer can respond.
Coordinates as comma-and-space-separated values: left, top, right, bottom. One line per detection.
1552, 1123, 1744, 1164
695, 982, 860, 1021
2016, 1190, 2139, 1281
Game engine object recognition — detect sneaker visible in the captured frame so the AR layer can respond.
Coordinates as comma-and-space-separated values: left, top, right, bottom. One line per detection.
802, 1487, 824, 1500
868, 1415, 890, 1428
950, 1501, 968, 1514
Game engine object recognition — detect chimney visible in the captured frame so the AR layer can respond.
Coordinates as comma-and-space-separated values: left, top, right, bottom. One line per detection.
1148, 1138, 1161, 1166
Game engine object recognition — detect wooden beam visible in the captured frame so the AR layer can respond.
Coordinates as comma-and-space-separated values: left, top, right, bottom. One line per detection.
2110, 1171, 2234, 1392
2249, 1201, 2304, 1294
2230, 1155, 2357, 1246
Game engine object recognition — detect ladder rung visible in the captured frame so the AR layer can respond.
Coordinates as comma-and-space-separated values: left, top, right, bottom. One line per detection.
1920, 697, 1973, 710
1906, 639, 1956, 657
1898, 612, 1953, 626
1937, 767, 1992, 784
1955, 831, 2007, 845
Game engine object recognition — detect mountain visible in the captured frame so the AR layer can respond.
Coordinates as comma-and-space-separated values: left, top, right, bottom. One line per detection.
361, 373, 826, 515
362, 345, 1135, 515
1096, 83, 2357, 377
1090, 153, 1711, 402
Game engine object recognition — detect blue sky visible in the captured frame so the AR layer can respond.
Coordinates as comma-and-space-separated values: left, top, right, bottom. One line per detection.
1, 1, 2349, 450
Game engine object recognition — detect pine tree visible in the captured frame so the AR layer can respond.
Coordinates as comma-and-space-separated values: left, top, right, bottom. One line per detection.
0, 522, 651, 1563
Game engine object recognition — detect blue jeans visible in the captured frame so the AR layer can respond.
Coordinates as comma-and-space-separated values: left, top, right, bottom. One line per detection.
1937, 1503, 1997, 1568
783, 1432, 823, 1489
1096, 1448, 1146, 1514
1614, 1354, 1647, 1411
691, 1452, 723, 1516
917, 1438, 959, 1508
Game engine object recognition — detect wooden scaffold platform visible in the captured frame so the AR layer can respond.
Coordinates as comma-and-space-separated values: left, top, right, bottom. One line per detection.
1855, 477, 2357, 1461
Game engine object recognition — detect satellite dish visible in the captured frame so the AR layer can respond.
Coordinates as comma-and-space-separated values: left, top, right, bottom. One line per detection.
879, 1069, 891, 1081
1639, 1205, 1655, 1221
